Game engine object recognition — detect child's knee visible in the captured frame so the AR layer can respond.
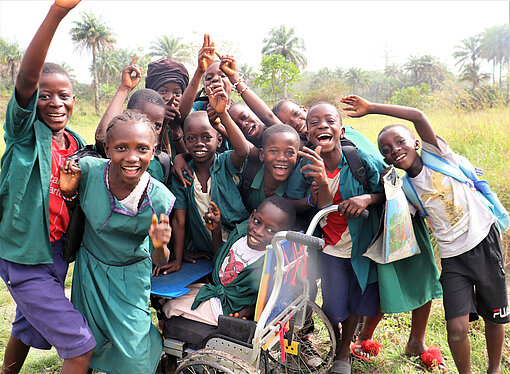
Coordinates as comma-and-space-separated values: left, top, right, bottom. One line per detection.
446, 318, 469, 342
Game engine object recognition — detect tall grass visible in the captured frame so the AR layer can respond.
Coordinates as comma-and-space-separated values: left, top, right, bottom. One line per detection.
0, 92, 509, 373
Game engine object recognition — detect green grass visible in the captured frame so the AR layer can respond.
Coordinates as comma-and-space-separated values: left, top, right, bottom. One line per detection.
0, 92, 509, 373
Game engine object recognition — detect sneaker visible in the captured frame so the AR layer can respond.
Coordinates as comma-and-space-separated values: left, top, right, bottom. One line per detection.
300, 335, 323, 368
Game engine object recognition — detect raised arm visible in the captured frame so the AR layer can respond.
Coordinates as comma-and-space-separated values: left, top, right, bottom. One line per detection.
179, 34, 215, 119
207, 84, 250, 169
219, 54, 282, 127
95, 57, 142, 153
341, 95, 438, 148
16, 0, 81, 108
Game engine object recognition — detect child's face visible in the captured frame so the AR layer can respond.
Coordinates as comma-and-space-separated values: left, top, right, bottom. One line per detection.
378, 127, 421, 171
204, 61, 232, 100
156, 82, 183, 105
183, 118, 220, 164
36, 73, 75, 133
105, 121, 155, 185
277, 102, 307, 136
138, 101, 165, 137
247, 203, 289, 250
229, 105, 266, 143
306, 103, 345, 154
261, 132, 299, 183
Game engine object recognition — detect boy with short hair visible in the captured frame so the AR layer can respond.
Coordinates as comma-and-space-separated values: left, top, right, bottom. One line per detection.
156, 83, 250, 274
162, 195, 296, 325
343, 95, 508, 374
286, 102, 385, 373
0, 1, 95, 373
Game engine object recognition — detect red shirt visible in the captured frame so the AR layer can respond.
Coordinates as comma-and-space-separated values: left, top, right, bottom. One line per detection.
321, 167, 349, 248
49, 131, 78, 242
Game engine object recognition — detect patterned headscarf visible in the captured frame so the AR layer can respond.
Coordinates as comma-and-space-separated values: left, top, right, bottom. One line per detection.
145, 58, 189, 92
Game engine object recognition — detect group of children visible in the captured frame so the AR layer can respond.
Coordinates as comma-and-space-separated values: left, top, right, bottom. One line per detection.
0, 1, 507, 374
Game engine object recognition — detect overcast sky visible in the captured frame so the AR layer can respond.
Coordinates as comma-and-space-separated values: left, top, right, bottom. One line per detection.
1, 1, 508, 83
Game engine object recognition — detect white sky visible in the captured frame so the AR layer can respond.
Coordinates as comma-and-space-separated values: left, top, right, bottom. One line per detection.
1, 1, 508, 83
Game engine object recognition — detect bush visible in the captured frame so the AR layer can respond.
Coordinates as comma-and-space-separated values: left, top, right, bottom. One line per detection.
388, 83, 431, 110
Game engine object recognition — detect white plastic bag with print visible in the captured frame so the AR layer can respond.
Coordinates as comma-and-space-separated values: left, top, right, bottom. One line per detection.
364, 166, 419, 263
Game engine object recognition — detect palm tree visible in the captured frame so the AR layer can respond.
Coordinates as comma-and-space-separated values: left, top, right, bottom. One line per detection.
149, 35, 191, 63
453, 36, 481, 70
480, 25, 510, 87
459, 63, 490, 89
0, 38, 23, 87
345, 67, 369, 93
404, 55, 445, 90
261, 25, 307, 69
238, 63, 256, 86
70, 11, 116, 114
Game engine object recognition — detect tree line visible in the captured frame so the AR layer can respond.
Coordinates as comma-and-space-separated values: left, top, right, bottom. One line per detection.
0, 11, 508, 113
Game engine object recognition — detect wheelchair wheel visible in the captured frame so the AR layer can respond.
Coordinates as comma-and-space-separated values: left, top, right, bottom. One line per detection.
265, 301, 335, 373
176, 348, 258, 374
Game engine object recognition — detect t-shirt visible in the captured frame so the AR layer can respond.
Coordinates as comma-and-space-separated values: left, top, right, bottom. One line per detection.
49, 132, 78, 242
321, 167, 352, 258
218, 236, 266, 285
410, 136, 495, 258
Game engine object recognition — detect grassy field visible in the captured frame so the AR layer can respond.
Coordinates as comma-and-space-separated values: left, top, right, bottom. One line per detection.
0, 92, 509, 373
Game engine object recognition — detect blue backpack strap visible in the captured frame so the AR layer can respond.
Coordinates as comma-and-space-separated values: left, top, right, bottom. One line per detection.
401, 173, 428, 218
421, 149, 472, 186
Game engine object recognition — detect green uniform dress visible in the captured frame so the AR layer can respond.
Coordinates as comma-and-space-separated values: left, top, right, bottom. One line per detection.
244, 167, 288, 213
376, 215, 443, 313
71, 157, 175, 374
171, 151, 249, 253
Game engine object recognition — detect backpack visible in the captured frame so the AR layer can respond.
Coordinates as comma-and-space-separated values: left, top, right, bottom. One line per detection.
401, 149, 509, 234
156, 150, 172, 187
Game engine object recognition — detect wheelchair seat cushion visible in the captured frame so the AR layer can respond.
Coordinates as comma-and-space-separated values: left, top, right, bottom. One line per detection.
164, 317, 218, 348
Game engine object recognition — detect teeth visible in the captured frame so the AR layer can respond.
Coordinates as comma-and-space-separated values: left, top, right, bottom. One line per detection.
317, 134, 331, 140
249, 236, 260, 244
123, 166, 139, 170
48, 113, 64, 117
195, 151, 206, 155
274, 165, 287, 169
248, 125, 255, 135
396, 154, 406, 161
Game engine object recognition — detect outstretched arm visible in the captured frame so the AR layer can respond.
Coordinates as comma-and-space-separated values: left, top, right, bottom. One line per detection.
95, 57, 142, 154
179, 34, 215, 119
207, 84, 250, 169
219, 54, 282, 127
16, 0, 81, 108
341, 95, 437, 148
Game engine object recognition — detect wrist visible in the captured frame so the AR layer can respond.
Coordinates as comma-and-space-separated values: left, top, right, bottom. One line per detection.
229, 74, 241, 84
62, 190, 78, 202
307, 194, 316, 207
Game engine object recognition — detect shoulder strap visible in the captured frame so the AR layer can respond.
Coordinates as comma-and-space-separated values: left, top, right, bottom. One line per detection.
401, 173, 428, 217
240, 159, 263, 204
340, 138, 368, 190
157, 150, 172, 186
421, 149, 470, 185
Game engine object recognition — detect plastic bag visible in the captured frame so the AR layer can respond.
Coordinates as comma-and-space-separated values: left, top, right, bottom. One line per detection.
364, 166, 419, 263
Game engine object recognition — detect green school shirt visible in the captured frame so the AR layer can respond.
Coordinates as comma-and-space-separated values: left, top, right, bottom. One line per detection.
286, 146, 384, 292
171, 151, 249, 253
244, 166, 288, 212
191, 221, 266, 316
0, 89, 86, 265
71, 157, 175, 374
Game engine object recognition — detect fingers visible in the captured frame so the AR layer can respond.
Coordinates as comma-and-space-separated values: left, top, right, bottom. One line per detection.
152, 214, 158, 226
130, 56, 139, 66
215, 51, 222, 59
298, 146, 323, 165
166, 94, 176, 107
203, 33, 209, 48
209, 201, 220, 215
160, 213, 169, 225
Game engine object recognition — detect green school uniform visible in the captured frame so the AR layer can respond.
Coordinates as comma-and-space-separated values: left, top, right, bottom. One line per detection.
192, 221, 265, 316
286, 147, 384, 292
377, 215, 443, 313
0, 89, 86, 264
71, 157, 175, 374
244, 167, 288, 212
171, 151, 249, 253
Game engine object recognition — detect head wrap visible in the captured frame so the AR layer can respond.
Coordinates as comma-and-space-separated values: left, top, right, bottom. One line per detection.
145, 58, 189, 92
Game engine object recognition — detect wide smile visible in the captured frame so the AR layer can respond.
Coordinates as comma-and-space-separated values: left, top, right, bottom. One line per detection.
193, 149, 208, 157
316, 133, 333, 145
395, 153, 406, 162
121, 165, 141, 177
296, 122, 306, 134
247, 124, 257, 136
247, 234, 263, 248
273, 164, 289, 176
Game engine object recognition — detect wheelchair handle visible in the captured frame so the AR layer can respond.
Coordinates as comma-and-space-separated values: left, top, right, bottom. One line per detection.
337, 203, 369, 219
285, 231, 325, 250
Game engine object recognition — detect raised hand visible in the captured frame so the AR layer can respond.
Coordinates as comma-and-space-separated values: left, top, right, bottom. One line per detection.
149, 214, 171, 249
120, 56, 142, 90
341, 95, 372, 118
298, 146, 328, 185
198, 34, 215, 73
165, 94, 181, 122
206, 83, 228, 115
218, 54, 238, 78
59, 159, 81, 196
54, 0, 81, 10
204, 201, 221, 231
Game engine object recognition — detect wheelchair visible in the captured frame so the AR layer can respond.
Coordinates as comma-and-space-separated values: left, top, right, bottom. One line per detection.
156, 206, 343, 373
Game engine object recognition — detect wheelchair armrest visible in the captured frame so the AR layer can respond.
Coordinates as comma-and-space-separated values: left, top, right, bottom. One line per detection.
217, 315, 257, 344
